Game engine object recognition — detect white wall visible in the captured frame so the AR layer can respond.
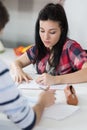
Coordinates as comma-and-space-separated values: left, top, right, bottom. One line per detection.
0, 0, 59, 47
0, 0, 18, 47
64, 0, 87, 49
0, 0, 87, 49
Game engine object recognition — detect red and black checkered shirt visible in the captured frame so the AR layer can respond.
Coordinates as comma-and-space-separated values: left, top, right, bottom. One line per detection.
27, 39, 87, 75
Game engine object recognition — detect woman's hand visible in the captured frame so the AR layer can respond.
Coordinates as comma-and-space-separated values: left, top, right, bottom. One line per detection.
36, 73, 55, 86
10, 66, 32, 83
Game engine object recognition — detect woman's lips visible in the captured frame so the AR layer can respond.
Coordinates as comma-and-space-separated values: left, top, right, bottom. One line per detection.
44, 41, 50, 45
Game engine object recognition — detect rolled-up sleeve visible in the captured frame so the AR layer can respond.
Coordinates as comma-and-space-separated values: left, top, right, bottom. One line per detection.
26, 45, 37, 64
68, 42, 87, 70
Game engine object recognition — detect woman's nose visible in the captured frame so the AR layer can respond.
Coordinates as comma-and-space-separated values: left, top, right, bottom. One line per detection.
44, 32, 50, 40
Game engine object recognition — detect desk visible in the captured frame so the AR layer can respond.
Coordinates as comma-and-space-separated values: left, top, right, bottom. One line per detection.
0, 48, 87, 130
0, 83, 87, 130
36, 83, 87, 130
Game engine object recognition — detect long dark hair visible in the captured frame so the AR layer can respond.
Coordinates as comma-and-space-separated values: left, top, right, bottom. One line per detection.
0, 1, 9, 30
35, 3, 68, 69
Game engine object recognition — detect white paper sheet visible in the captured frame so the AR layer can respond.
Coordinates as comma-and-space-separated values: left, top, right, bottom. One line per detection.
18, 80, 67, 90
25, 95, 79, 121
43, 103, 80, 120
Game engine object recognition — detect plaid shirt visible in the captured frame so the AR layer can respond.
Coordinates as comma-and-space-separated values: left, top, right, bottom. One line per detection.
27, 39, 87, 75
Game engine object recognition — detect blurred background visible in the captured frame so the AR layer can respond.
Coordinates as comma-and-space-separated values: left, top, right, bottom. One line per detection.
0, 0, 87, 49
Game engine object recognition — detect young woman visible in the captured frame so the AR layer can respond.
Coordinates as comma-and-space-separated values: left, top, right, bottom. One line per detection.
11, 3, 87, 86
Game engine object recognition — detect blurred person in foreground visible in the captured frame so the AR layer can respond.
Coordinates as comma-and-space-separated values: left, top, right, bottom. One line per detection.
0, 1, 56, 130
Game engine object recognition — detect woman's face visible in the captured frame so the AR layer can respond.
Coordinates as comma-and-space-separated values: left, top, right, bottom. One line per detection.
39, 20, 62, 49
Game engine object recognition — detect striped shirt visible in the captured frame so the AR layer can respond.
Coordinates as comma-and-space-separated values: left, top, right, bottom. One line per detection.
0, 60, 36, 130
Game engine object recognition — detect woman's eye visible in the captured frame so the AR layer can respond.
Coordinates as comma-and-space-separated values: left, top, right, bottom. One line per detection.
40, 30, 45, 33
50, 31, 56, 34
40, 30, 56, 34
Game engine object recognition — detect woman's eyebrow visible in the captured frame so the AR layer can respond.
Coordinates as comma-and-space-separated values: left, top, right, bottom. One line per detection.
40, 27, 58, 31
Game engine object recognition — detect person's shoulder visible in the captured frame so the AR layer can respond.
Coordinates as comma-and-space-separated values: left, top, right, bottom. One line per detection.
27, 45, 36, 52
0, 60, 7, 70
64, 38, 81, 49
65, 38, 79, 45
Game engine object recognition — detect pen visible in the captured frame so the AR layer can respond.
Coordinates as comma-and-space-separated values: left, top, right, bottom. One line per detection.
39, 86, 47, 91
39, 85, 50, 91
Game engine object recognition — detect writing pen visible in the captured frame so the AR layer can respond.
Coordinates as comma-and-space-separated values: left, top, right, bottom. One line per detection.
39, 86, 47, 91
